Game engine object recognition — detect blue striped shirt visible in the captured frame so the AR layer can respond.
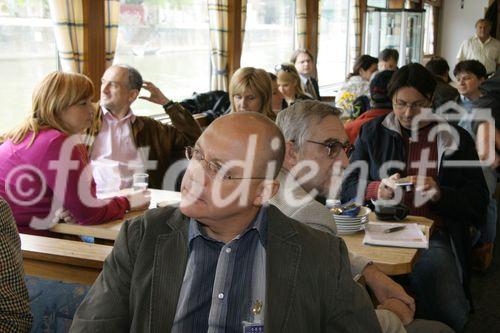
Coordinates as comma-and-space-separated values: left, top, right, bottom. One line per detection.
172, 207, 267, 333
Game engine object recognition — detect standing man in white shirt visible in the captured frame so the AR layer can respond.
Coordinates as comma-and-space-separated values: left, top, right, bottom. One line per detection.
87, 64, 202, 193
290, 49, 321, 100
457, 19, 500, 76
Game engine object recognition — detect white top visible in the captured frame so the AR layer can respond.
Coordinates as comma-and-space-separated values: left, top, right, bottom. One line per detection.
457, 34, 500, 74
90, 107, 145, 194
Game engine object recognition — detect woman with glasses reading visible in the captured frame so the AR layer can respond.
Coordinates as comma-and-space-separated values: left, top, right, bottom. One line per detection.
341, 63, 488, 332
275, 63, 312, 108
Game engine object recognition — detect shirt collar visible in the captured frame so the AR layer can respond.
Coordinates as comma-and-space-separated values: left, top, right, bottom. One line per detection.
474, 34, 492, 44
101, 106, 136, 123
299, 74, 308, 85
188, 206, 268, 247
460, 95, 472, 103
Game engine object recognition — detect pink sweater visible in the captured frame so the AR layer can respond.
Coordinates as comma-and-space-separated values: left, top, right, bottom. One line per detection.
0, 129, 129, 235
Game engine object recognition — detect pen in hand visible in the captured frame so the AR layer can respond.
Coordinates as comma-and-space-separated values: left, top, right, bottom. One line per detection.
384, 226, 406, 234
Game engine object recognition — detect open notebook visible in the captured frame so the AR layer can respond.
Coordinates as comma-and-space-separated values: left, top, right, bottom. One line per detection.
363, 222, 429, 249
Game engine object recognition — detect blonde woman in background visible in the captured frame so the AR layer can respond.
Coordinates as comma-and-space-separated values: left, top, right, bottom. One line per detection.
0, 71, 149, 235
275, 63, 312, 108
229, 67, 275, 120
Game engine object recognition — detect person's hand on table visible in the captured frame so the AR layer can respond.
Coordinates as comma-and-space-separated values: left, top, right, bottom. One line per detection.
362, 264, 415, 322
139, 81, 169, 105
53, 208, 77, 224
126, 190, 151, 211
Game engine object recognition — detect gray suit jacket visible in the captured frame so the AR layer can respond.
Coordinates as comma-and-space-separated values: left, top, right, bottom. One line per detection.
270, 169, 371, 277
70, 205, 381, 333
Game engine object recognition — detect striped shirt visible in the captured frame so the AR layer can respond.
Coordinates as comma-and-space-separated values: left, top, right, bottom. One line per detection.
172, 207, 267, 333
400, 124, 442, 228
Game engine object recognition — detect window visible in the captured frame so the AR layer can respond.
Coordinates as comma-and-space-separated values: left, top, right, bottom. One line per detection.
316, 0, 350, 92
240, 0, 295, 72
423, 3, 435, 55
114, 0, 210, 116
367, 0, 387, 8
0, 0, 57, 133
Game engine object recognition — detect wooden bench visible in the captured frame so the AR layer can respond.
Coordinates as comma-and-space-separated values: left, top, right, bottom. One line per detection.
20, 234, 112, 285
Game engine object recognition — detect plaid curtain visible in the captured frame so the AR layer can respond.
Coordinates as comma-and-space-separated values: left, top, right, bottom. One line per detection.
49, 0, 119, 73
208, 0, 229, 91
105, 0, 120, 68
348, 0, 362, 73
295, 0, 307, 49
48, 0, 85, 73
208, 0, 247, 91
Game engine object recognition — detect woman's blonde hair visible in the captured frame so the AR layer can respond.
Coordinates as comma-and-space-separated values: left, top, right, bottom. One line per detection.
276, 63, 309, 100
3, 71, 94, 146
229, 67, 274, 119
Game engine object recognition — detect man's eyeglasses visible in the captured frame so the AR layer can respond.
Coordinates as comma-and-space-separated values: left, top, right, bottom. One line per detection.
392, 100, 430, 111
306, 139, 354, 158
185, 146, 266, 181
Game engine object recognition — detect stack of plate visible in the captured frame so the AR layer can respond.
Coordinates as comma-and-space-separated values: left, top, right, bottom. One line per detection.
333, 206, 371, 235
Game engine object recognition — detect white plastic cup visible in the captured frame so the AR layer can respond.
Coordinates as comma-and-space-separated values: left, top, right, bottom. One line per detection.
132, 173, 149, 191
325, 199, 341, 209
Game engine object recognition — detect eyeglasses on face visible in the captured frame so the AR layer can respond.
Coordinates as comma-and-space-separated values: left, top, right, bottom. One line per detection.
392, 100, 430, 111
306, 139, 354, 158
184, 146, 266, 181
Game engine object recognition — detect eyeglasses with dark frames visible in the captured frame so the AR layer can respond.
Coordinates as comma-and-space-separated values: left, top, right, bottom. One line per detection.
306, 139, 354, 158
185, 146, 266, 181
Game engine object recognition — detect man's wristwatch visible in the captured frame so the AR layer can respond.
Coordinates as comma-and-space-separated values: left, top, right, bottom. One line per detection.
163, 100, 175, 109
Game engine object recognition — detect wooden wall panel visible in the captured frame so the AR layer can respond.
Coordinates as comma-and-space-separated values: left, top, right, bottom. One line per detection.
82, 0, 106, 102
227, 0, 242, 80
306, 0, 319, 59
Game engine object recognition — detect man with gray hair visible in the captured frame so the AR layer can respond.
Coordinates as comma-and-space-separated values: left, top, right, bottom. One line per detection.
457, 18, 500, 75
88, 64, 202, 192
271, 100, 454, 333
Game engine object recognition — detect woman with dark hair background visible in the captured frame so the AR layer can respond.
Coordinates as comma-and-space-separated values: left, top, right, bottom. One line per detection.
425, 57, 459, 109
342, 63, 488, 332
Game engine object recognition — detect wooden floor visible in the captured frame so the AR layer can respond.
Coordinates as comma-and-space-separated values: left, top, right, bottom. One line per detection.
465, 234, 500, 332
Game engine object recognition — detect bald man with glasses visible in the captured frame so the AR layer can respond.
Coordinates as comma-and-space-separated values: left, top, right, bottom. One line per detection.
71, 112, 381, 333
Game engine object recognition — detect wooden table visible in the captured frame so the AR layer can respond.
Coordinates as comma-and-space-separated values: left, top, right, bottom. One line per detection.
50, 194, 431, 276
341, 213, 433, 276
49, 189, 181, 241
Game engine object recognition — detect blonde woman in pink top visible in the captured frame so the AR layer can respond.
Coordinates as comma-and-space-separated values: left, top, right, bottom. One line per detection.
0, 71, 149, 235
